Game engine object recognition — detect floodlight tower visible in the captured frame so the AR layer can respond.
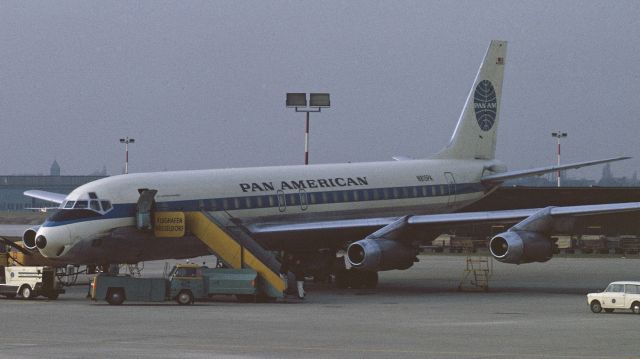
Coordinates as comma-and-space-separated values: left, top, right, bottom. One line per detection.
286, 93, 330, 165
551, 131, 567, 187
119, 137, 135, 174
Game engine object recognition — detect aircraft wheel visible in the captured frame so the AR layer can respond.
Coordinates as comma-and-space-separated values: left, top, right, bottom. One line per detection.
335, 270, 349, 289
20, 285, 33, 300
176, 290, 193, 305
362, 271, 379, 289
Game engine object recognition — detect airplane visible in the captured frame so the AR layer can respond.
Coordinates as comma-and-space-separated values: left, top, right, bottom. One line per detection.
14, 40, 640, 288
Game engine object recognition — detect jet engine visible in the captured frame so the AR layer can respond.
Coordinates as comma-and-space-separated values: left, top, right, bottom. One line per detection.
347, 238, 417, 271
22, 226, 40, 250
489, 230, 553, 264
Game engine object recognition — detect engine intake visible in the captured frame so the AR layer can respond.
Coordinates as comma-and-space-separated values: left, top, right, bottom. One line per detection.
22, 226, 40, 250
347, 238, 417, 271
489, 230, 553, 264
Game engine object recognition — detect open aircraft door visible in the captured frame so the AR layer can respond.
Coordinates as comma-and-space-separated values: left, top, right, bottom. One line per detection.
136, 189, 157, 230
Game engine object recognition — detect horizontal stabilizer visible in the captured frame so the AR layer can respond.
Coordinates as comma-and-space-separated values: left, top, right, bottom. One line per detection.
24, 190, 66, 204
480, 156, 631, 183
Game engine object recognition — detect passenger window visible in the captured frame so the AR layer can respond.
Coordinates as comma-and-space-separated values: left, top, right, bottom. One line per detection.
90, 200, 101, 211
625, 285, 639, 294
74, 201, 88, 209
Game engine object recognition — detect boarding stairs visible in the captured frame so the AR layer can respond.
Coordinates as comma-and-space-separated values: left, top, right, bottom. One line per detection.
184, 211, 285, 299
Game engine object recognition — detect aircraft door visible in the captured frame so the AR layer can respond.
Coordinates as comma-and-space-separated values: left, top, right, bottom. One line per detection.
276, 190, 287, 213
136, 189, 157, 230
444, 172, 456, 207
299, 189, 308, 211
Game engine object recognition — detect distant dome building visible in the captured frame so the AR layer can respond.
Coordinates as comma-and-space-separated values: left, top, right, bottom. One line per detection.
1, 160, 107, 211
50, 160, 61, 176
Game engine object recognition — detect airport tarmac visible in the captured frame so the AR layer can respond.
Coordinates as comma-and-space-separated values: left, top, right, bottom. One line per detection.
1, 255, 639, 359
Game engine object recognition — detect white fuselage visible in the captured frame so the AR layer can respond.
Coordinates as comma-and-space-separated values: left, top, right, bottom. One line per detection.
33, 158, 498, 263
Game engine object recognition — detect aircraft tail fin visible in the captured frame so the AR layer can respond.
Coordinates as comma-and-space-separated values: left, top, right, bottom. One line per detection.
434, 40, 507, 160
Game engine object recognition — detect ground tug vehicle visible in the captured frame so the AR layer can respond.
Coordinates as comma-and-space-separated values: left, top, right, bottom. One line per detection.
91, 263, 258, 305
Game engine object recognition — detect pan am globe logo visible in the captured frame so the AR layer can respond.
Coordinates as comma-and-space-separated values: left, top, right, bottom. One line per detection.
473, 80, 497, 131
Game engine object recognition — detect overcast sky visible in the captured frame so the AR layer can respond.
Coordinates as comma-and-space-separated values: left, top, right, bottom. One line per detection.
1, 1, 638, 179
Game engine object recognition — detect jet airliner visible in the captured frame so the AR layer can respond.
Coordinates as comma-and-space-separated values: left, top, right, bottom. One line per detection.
15, 40, 639, 287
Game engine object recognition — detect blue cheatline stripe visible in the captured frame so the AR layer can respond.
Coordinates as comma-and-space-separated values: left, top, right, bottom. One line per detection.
42, 182, 486, 227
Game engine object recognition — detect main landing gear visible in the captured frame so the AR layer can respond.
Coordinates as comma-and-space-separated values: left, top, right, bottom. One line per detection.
334, 268, 378, 289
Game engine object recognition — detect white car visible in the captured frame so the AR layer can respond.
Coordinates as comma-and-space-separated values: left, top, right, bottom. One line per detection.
587, 281, 640, 314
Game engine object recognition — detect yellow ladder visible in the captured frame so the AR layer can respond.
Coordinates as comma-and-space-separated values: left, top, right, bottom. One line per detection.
458, 255, 492, 292
185, 211, 285, 298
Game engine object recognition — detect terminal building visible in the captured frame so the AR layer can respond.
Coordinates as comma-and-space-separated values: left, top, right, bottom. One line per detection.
0, 161, 107, 211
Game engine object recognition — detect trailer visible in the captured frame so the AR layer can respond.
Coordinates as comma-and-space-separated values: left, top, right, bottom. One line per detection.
0, 266, 65, 299
91, 264, 258, 305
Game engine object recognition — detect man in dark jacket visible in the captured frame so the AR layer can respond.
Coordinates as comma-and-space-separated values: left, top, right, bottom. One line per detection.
280, 253, 305, 299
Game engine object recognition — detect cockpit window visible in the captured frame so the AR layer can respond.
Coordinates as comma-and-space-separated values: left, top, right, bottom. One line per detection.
90, 200, 101, 211
100, 201, 112, 211
47, 195, 114, 222
74, 201, 89, 209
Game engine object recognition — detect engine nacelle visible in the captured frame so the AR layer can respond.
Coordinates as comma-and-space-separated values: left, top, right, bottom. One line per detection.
489, 230, 553, 264
22, 226, 40, 250
347, 238, 417, 271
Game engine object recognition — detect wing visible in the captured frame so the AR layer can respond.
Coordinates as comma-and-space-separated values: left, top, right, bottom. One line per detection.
248, 202, 640, 240
249, 201, 640, 270
23, 190, 66, 205
481, 156, 630, 183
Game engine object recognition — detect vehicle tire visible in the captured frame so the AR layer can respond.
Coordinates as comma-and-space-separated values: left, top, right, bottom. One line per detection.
47, 292, 59, 300
631, 302, 640, 314
604, 308, 614, 313
590, 300, 603, 313
106, 289, 125, 305
176, 290, 193, 305
20, 285, 33, 300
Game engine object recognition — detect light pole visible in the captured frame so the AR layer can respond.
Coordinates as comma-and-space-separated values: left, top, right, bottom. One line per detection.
119, 137, 135, 174
286, 93, 330, 165
551, 131, 567, 187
